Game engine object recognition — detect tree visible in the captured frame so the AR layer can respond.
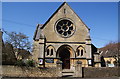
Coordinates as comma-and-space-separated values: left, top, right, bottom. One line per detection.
2, 42, 17, 65
5, 31, 31, 51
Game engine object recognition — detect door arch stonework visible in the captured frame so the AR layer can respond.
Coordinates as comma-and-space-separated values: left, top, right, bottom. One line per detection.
56, 45, 75, 69
56, 45, 75, 58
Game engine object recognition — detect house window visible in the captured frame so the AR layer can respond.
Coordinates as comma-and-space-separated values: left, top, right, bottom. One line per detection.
64, 9, 66, 14
77, 50, 80, 56
51, 49, 53, 56
56, 19, 75, 37
81, 49, 83, 56
77, 46, 85, 57
47, 49, 49, 56
46, 45, 55, 57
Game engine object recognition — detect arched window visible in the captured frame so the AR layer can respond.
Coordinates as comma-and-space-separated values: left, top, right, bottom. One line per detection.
76, 46, 85, 57
46, 45, 55, 57
77, 49, 80, 56
51, 49, 53, 56
81, 49, 83, 56
47, 49, 49, 56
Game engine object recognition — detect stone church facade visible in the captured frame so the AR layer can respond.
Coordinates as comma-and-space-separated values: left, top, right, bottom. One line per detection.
33, 2, 101, 70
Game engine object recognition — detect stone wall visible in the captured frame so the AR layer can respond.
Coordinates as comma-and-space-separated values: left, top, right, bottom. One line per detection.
83, 67, 120, 78
1, 65, 58, 77
1, 65, 120, 78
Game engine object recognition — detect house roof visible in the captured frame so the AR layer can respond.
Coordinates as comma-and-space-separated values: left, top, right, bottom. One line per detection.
99, 42, 119, 57
91, 44, 99, 54
33, 24, 43, 40
17, 49, 32, 59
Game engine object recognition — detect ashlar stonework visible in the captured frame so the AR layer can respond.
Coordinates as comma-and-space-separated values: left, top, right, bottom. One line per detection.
32, 2, 101, 70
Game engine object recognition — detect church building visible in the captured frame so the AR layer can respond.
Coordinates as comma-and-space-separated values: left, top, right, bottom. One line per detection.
33, 2, 101, 69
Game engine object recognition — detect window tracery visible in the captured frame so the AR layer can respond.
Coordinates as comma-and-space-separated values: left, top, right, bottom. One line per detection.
56, 19, 75, 37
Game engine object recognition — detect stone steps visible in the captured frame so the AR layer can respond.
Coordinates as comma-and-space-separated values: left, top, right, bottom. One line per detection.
62, 69, 74, 77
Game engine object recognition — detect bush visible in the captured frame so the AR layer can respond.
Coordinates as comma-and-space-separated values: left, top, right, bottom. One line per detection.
15, 59, 35, 67
15, 59, 25, 66
26, 59, 35, 67
113, 60, 120, 67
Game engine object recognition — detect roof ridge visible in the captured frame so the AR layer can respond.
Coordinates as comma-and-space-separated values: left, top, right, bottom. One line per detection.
40, 2, 66, 29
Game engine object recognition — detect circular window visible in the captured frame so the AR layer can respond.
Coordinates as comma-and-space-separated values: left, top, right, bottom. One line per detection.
56, 19, 75, 37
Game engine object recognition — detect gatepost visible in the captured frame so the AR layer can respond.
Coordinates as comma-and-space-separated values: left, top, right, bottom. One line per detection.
74, 61, 83, 77
56, 60, 62, 77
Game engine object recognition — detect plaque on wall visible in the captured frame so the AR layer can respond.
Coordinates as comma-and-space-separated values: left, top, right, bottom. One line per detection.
88, 60, 91, 64
88, 60, 92, 66
45, 59, 54, 63
39, 59, 43, 64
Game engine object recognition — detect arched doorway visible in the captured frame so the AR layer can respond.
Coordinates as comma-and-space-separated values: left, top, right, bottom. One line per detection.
57, 45, 73, 69
59, 47, 70, 69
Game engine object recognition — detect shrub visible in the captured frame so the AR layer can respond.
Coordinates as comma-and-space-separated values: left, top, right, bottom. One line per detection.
26, 59, 35, 67
113, 60, 120, 67
15, 59, 25, 66
15, 59, 35, 67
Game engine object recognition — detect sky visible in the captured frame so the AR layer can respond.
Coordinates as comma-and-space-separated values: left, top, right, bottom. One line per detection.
2, 2, 118, 48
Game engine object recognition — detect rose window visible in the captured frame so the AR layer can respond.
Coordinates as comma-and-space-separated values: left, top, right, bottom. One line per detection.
56, 19, 75, 37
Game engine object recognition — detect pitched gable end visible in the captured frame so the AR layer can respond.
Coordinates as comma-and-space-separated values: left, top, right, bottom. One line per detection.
41, 2, 90, 30
40, 2, 66, 29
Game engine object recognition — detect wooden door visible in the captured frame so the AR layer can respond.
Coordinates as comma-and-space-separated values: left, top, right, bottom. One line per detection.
63, 58, 70, 69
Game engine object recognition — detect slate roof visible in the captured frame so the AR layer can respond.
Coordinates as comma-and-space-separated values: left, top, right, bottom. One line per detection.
17, 49, 32, 59
99, 42, 119, 58
91, 44, 99, 54
33, 24, 43, 40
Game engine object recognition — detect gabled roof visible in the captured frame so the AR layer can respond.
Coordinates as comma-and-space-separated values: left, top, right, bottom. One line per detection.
99, 42, 119, 57
33, 2, 90, 40
40, 2, 90, 30
40, 2, 66, 29
91, 44, 98, 54
33, 24, 43, 40
17, 48, 32, 59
